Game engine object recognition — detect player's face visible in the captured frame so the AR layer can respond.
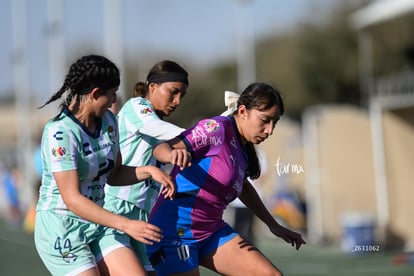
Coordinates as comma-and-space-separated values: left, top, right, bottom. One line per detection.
96, 87, 118, 117
240, 105, 281, 144
149, 82, 187, 117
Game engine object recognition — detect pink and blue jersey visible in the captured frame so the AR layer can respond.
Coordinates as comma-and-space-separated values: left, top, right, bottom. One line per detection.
149, 116, 248, 241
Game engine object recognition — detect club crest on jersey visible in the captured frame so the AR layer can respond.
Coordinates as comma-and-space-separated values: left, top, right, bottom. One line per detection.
177, 228, 185, 236
108, 125, 117, 143
204, 120, 219, 133
51, 146, 67, 157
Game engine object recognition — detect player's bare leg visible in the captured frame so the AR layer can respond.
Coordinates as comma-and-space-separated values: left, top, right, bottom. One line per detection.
98, 247, 146, 276
200, 235, 283, 276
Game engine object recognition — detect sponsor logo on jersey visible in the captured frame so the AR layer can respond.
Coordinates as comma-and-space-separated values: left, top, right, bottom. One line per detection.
83, 143, 92, 155
53, 131, 64, 141
83, 142, 112, 155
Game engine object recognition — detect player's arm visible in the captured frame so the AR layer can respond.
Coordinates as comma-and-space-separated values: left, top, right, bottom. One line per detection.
238, 179, 277, 228
107, 152, 175, 199
54, 170, 164, 244
140, 115, 184, 140
153, 137, 191, 170
239, 179, 306, 250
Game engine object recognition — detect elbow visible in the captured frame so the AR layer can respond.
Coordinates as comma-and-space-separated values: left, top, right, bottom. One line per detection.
62, 195, 83, 215
152, 143, 165, 162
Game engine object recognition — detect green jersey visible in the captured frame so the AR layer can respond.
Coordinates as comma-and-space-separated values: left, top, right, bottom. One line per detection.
36, 109, 119, 219
105, 97, 184, 212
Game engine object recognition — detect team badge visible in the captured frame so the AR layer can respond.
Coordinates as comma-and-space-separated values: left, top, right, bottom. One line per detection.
177, 228, 184, 236
108, 125, 116, 143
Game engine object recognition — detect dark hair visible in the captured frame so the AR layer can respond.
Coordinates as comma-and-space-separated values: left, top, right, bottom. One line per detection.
39, 55, 120, 116
238, 82, 284, 115
238, 82, 284, 180
133, 60, 188, 97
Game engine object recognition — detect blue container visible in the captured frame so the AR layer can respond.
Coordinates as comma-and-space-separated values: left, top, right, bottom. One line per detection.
340, 213, 376, 254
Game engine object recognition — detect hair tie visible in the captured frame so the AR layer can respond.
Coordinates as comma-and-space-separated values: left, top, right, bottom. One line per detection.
221, 90, 240, 116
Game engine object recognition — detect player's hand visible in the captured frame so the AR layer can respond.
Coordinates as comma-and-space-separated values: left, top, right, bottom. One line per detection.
148, 166, 176, 199
269, 224, 306, 250
170, 149, 192, 170
124, 220, 163, 245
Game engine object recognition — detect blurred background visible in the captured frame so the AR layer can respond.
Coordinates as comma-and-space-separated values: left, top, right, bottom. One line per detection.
1, 0, 414, 274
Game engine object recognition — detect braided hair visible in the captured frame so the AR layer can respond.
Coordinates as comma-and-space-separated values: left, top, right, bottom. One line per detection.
39, 55, 120, 120
237, 82, 284, 180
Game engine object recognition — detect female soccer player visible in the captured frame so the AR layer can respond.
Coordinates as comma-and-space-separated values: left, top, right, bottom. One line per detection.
147, 82, 306, 276
98, 60, 188, 275
34, 54, 175, 276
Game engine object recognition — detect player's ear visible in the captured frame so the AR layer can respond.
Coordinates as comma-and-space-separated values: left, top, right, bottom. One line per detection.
90, 87, 101, 100
238, 104, 248, 119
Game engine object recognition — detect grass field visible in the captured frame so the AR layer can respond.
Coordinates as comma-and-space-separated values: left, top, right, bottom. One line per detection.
1, 218, 413, 275
200, 238, 414, 276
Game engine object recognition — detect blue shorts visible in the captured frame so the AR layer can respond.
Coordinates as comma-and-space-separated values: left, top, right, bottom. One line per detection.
146, 224, 238, 275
